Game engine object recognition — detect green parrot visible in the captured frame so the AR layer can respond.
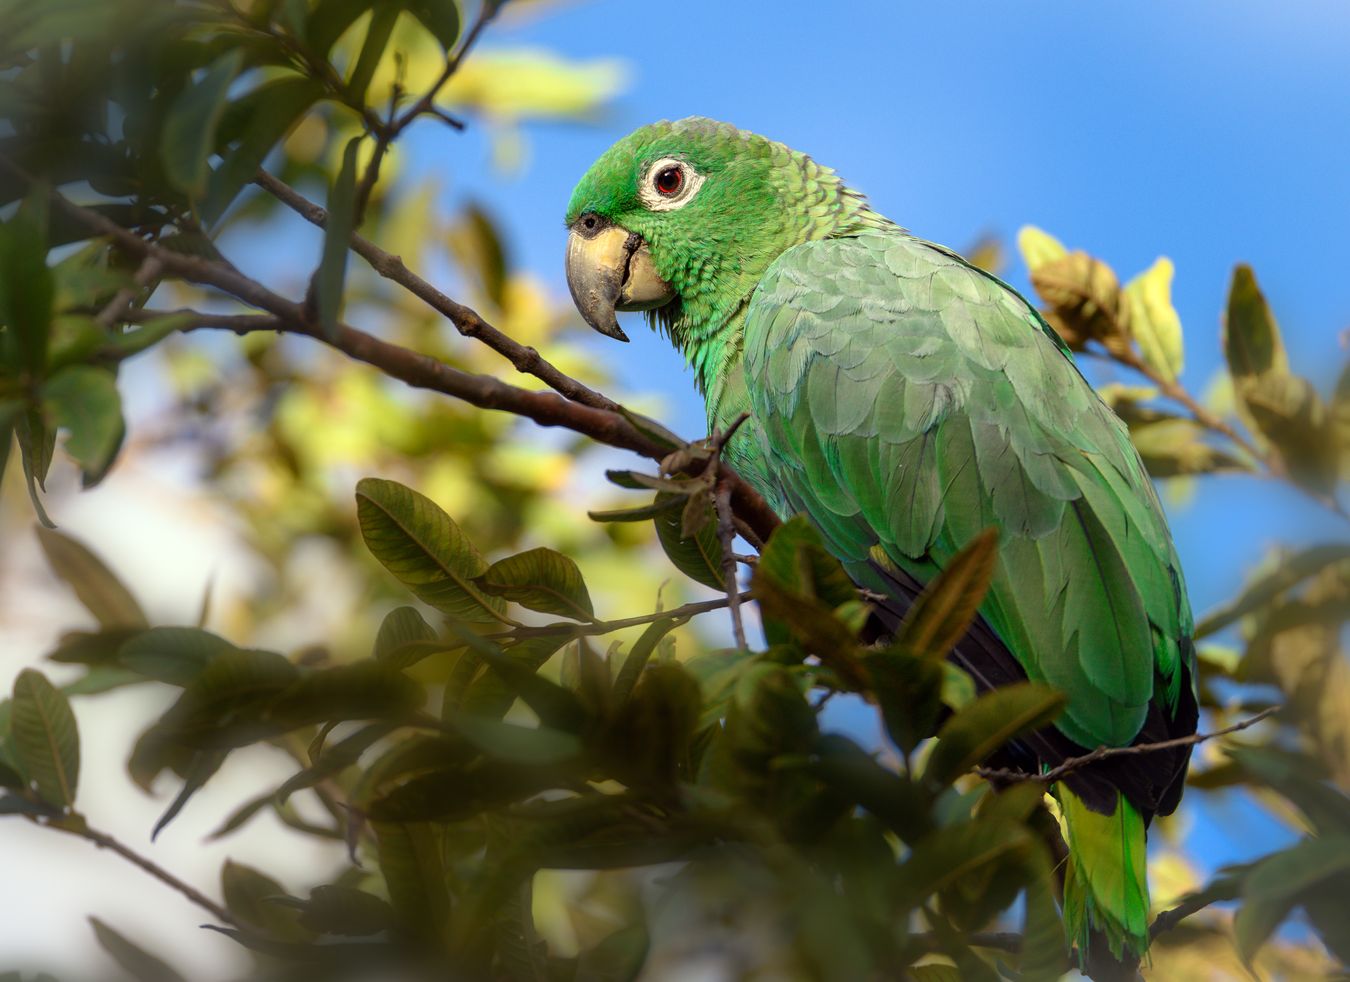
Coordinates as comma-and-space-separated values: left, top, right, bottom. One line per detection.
564, 117, 1198, 966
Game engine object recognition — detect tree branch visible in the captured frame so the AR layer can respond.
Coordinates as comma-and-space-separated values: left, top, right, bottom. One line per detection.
252, 168, 622, 413
50, 816, 237, 927
974, 706, 1279, 785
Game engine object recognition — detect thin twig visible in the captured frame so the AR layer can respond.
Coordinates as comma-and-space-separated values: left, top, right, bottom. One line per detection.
493, 593, 750, 640
252, 168, 621, 412
95, 256, 163, 330
51, 817, 237, 927
1149, 891, 1226, 941
974, 706, 1279, 785
390, 0, 501, 137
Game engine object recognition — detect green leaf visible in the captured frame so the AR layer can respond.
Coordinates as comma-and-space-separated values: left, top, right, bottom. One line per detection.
865, 646, 945, 757
153, 750, 225, 839
315, 136, 360, 340
356, 477, 507, 623
161, 50, 245, 198
35, 527, 146, 629
15, 407, 55, 526
307, 0, 380, 55
0, 212, 54, 377
1235, 836, 1350, 963
476, 547, 594, 620
805, 734, 931, 843
1015, 225, 1068, 273
274, 722, 394, 805
294, 884, 396, 936
895, 528, 998, 660
612, 616, 683, 702
152, 648, 298, 747
653, 491, 724, 590
205, 76, 324, 223
42, 365, 124, 487
449, 716, 582, 766
1123, 256, 1184, 383
445, 624, 586, 732
118, 627, 236, 686
457, 633, 568, 719
89, 917, 187, 982
1224, 264, 1288, 381
405, 0, 460, 49
11, 668, 80, 809
347, 5, 399, 103
923, 682, 1065, 788
373, 820, 451, 941
374, 605, 436, 661
1196, 543, 1350, 639
756, 517, 857, 610
221, 860, 311, 942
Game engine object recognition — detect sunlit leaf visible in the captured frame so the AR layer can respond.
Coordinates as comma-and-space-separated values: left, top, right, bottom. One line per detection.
1016, 225, 1068, 273
895, 528, 997, 660
374, 606, 436, 661
356, 477, 507, 624
1123, 256, 1184, 383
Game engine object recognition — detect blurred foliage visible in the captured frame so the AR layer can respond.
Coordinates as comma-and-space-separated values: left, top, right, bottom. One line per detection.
0, 1, 1348, 980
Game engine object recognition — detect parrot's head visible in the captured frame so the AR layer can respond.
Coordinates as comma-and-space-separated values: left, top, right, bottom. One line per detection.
565, 116, 878, 345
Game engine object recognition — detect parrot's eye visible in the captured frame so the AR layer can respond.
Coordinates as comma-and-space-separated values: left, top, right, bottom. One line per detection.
638, 156, 705, 212
654, 166, 683, 196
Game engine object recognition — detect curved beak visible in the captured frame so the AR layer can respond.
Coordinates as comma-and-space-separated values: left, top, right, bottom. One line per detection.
565, 222, 674, 342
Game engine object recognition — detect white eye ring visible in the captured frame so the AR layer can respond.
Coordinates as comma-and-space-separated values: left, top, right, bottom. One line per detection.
638, 157, 705, 212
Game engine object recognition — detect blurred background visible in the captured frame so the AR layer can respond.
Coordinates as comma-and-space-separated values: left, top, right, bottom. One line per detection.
1, 0, 1346, 978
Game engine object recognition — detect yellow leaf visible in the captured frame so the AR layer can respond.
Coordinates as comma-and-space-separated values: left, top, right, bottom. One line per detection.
1015, 225, 1068, 273
1124, 256, 1185, 382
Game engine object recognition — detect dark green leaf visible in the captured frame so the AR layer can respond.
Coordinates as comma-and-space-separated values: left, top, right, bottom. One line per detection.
89, 917, 187, 982
42, 365, 124, 487
307, 0, 380, 55
15, 408, 55, 526
612, 616, 683, 702
374, 605, 436, 661
405, 0, 460, 49
865, 646, 945, 757
373, 821, 451, 941
346, 5, 398, 102
476, 547, 594, 620
0, 211, 53, 377
806, 734, 931, 843
161, 50, 245, 198
653, 491, 724, 590
295, 884, 396, 936
152, 750, 224, 839
205, 76, 323, 222
11, 668, 79, 809
457, 633, 568, 719
35, 527, 146, 629
923, 683, 1065, 788
221, 860, 311, 942
355, 477, 507, 623
315, 136, 360, 340
449, 716, 582, 766
118, 627, 236, 686
102, 313, 195, 361
275, 722, 394, 805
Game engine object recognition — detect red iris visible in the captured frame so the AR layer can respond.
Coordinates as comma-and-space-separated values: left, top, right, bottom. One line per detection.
654, 166, 683, 196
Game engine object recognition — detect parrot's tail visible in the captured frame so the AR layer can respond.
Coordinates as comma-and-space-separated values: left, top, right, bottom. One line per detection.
1058, 787, 1150, 971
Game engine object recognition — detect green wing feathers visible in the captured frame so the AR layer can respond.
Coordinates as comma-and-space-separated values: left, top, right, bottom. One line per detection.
737, 232, 1195, 958
740, 233, 1192, 748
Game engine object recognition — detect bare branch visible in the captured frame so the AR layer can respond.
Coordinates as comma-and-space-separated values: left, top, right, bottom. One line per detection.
495, 593, 749, 641
975, 706, 1279, 786
252, 168, 621, 412
95, 256, 163, 330
50, 816, 237, 927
